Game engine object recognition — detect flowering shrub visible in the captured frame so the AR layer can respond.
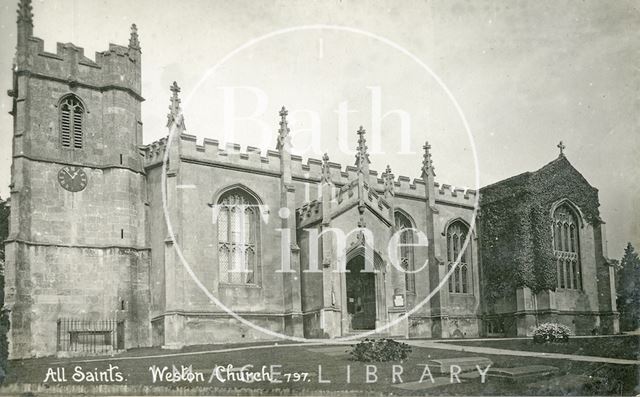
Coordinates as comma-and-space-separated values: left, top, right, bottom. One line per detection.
349, 338, 412, 362
532, 322, 571, 343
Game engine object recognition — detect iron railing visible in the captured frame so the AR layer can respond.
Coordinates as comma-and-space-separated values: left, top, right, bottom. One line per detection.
56, 318, 124, 354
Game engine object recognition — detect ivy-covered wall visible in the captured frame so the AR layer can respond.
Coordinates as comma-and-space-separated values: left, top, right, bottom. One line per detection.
0, 197, 9, 382
479, 156, 601, 303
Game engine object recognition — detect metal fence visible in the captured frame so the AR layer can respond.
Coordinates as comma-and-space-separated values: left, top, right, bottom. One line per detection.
57, 318, 124, 354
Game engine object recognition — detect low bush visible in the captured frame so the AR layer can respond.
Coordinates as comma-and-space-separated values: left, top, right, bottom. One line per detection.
532, 322, 571, 344
348, 338, 412, 362
583, 365, 633, 395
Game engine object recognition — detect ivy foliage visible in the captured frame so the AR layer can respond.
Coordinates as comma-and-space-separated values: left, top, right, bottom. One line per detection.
0, 197, 9, 383
479, 156, 600, 302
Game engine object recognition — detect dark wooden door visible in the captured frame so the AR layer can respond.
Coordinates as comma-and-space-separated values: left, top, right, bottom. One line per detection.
346, 257, 376, 330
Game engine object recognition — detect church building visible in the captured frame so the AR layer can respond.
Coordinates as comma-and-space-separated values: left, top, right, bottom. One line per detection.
3, 0, 619, 358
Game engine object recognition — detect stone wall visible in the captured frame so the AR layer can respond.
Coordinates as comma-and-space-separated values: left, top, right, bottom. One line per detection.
4, 242, 150, 358
141, 132, 483, 343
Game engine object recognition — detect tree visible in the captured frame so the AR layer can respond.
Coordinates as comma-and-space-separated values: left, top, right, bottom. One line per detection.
616, 242, 640, 331
0, 197, 9, 382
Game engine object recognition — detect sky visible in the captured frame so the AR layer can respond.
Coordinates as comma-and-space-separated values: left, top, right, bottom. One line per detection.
0, 0, 638, 257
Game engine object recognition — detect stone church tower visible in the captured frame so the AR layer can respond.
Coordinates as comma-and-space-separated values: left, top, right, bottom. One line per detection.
4, 0, 150, 358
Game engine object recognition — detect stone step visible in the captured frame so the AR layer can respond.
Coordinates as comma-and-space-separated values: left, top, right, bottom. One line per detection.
392, 377, 456, 391
459, 371, 482, 380
488, 365, 559, 380
341, 332, 406, 340
305, 346, 351, 356
427, 357, 493, 374
526, 374, 592, 394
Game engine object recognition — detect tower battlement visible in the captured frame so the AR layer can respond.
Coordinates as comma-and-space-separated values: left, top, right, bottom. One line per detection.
15, 10, 142, 97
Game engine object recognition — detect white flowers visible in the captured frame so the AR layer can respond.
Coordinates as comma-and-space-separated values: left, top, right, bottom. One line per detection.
532, 322, 572, 343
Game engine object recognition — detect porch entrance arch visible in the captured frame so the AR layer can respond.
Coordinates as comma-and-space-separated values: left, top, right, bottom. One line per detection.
346, 256, 376, 329
342, 245, 387, 332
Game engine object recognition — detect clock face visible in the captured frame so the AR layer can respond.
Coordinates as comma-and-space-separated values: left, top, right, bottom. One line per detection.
57, 166, 88, 192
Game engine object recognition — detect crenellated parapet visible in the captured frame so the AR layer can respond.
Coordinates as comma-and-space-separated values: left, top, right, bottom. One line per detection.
296, 178, 392, 228
16, 30, 142, 98
296, 199, 323, 228
434, 182, 478, 205
141, 131, 478, 207
174, 133, 281, 175
141, 137, 168, 168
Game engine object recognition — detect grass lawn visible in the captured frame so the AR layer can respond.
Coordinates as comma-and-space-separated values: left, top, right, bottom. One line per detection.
3, 340, 639, 395
441, 335, 640, 360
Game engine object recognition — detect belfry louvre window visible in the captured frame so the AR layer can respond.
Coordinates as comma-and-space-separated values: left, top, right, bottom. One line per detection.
447, 221, 471, 294
216, 190, 259, 285
60, 95, 84, 149
553, 203, 582, 290
394, 211, 416, 294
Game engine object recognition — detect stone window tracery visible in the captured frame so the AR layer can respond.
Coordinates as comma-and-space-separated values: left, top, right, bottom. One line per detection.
447, 221, 471, 294
394, 211, 416, 294
216, 189, 259, 285
553, 203, 582, 290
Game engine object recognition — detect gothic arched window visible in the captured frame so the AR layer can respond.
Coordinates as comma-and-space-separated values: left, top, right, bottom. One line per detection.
216, 189, 260, 285
59, 95, 84, 149
553, 203, 582, 290
394, 211, 415, 294
447, 220, 471, 294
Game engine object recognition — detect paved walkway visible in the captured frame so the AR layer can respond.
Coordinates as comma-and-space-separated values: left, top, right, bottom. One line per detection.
51, 341, 355, 365
50, 342, 334, 364
49, 337, 639, 366
422, 333, 636, 343
405, 340, 640, 366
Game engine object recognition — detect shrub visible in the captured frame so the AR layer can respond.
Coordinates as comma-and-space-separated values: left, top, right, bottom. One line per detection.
532, 322, 571, 343
348, 338, 412, 362
583, 365, 634, 395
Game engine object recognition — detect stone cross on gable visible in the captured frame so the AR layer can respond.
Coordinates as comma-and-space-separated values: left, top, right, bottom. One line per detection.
383, 164, 395, 196
276, 106, 290, 150
167, 81, 185, 129
169, 81, 180, 109
321, 153, 332, 184
17, 0, 33, 25
355, 126, 370, 174
422, 141, 435, 176
557, 141, 566, 156
357, 125, 367, 145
